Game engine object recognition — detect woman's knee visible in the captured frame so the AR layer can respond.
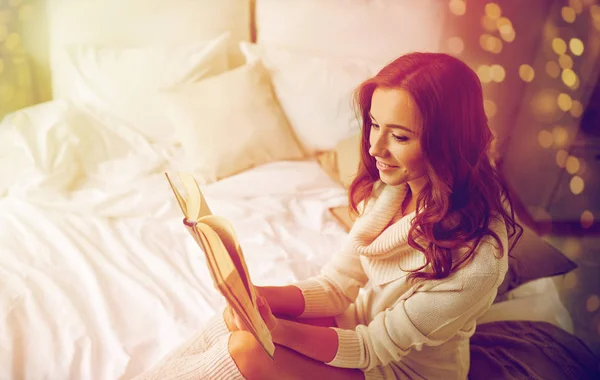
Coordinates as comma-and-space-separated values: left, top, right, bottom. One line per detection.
228, 331, 275, 380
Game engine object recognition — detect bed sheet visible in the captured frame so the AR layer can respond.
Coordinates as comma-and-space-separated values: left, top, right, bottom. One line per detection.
0, 101, 348, 379
0, 101, 574, 379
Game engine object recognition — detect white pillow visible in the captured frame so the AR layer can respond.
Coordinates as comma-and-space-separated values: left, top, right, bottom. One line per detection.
65, 33, 230, 144
163, 61, 306, 183
240, 42, 383, 154
255, 0, 445, 62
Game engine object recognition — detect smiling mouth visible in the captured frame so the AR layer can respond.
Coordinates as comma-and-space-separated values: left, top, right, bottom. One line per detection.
376, 161, 399, 170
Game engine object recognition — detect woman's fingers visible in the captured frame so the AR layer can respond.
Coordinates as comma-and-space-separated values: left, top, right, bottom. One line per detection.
257, 296, 278, 331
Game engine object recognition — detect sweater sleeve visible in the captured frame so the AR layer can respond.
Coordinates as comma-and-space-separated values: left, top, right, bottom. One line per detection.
325, 267, 501, 370
293, 245, 369, 318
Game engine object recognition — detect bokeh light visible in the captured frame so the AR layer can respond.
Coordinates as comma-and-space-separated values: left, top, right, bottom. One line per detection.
519, 64, 535, 82
546, 61, 561, 78
485, 3, 502, 20
581, 210, 594, 228
570, 100, 584, 117
483, 99, 497, 118
586, 295, 600, 313
447, 36, 465, 54
556, 149, 569, 167
570, 176, 584, 195
552, 126, 569, 147
552, 38, 567, 55
561, 6, 577, 23
538, 130, 553, 148
491, 64, 505, 82
566, 155, 580, 174
477, 65, 492, 83
569, 38, 584, 56
558, 54, 574, 69
562, 69, 577, 87
449, 0, 466, 16
557, 92, 573, 111
569, 0, 584, 14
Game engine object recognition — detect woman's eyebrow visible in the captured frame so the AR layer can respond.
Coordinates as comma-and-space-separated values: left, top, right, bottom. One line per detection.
369, 113, 414, 134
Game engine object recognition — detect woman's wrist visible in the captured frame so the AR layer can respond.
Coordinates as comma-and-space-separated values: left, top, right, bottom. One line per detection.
257, 285, 305, 318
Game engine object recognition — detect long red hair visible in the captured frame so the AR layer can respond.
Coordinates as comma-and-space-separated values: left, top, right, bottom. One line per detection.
349, 52, 522, 282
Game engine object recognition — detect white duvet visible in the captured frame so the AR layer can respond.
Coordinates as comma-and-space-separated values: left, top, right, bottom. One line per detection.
0, 101, 573, 379
0, 101, 348, 379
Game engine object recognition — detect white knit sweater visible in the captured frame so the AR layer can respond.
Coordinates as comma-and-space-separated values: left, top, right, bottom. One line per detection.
294, 182, 508, 380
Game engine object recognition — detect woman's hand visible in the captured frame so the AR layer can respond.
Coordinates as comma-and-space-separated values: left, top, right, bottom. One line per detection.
228, 295, 278, 333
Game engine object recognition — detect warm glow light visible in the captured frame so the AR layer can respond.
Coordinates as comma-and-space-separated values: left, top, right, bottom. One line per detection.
0, 59, 4, 75
569, 38, 584, 56
552, 126, 569, 147
481, 15, 497, 32
18, 4, 34, 21
569, 0, 584, 14
556, 149, 568, 167
546, 61, 561, 78
477, 65, 492, 83
570, 176, 584, 194
491, 64, 505, 82
519, 64, 535, 82
480, 34, 503, 53
538, 130, 553, 148
557, 93, 573, 111
449, 0, 466, 16
483, 99, 497, 118
485, 3, 502, 20
562, 69, 577, 87
566, 156, 580, 174
570, 100, 584, 117
581, 210, 594, 228
592, 5, 600, 22
447, 37, 464, 54
587, 295, 600, 313
561, 6, 577, 23
552, 38, 567, 55
496, 17, 516, 42
559, 54, 574, 69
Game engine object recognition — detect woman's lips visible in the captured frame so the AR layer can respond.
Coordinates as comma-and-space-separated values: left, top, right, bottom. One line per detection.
376, 161, 398, 171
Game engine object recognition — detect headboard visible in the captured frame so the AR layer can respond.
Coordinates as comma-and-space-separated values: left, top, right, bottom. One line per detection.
46, 0, 251, 99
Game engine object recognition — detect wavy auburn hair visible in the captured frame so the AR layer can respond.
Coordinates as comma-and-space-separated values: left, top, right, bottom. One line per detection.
350, 52, 522, 283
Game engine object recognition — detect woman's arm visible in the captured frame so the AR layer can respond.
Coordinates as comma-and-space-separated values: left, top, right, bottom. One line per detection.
256, 285, 305, 318
271, 318, 339, 363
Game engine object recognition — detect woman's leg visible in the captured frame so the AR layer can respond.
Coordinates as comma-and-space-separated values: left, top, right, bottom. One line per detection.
229, 330, 365, 380
133, 334, 244, 380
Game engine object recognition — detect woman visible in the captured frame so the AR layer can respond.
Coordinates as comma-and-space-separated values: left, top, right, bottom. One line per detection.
138, 52, 521, 380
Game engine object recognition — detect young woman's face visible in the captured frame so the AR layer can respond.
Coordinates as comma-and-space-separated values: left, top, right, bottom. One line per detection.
368, 87, 427, 187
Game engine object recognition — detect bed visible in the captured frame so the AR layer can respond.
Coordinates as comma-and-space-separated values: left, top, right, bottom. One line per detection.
1, 1, 597, 379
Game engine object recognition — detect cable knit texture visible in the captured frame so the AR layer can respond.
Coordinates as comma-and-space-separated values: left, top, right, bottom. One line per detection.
294, 182, 509, 380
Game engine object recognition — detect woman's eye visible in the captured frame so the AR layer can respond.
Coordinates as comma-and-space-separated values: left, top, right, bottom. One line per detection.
371, 123, 380, 130
392, 134, 408, 142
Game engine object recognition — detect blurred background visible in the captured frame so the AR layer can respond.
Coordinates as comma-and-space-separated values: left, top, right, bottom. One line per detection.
0, 0, 599, 356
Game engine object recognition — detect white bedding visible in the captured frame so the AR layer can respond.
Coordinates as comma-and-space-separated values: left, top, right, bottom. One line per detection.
0, 101, 573, 379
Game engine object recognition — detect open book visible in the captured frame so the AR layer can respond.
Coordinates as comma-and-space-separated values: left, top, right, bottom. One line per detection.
165, 172, 275, 359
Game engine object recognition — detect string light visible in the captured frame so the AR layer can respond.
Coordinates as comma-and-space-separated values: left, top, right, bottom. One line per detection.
587, 295, 600, 313
552, 125, 569, 147
556, 149, 568, 167
485, 3, 502, 20
447, 37, 465, 54
552, 38, 567, 55
477, 65, 492, 83
562, 69, 577, 87
558, 54, 574, 69
570, 100, 584, 117
557, 92, 573, 111
565, 155, 580, 174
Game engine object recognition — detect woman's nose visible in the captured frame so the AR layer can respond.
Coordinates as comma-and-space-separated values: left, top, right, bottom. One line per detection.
369, 133, 386, 157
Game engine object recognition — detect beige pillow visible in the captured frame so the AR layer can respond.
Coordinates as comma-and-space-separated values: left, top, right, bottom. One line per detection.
165, 61, 305, 183
317, 133, 361, 188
